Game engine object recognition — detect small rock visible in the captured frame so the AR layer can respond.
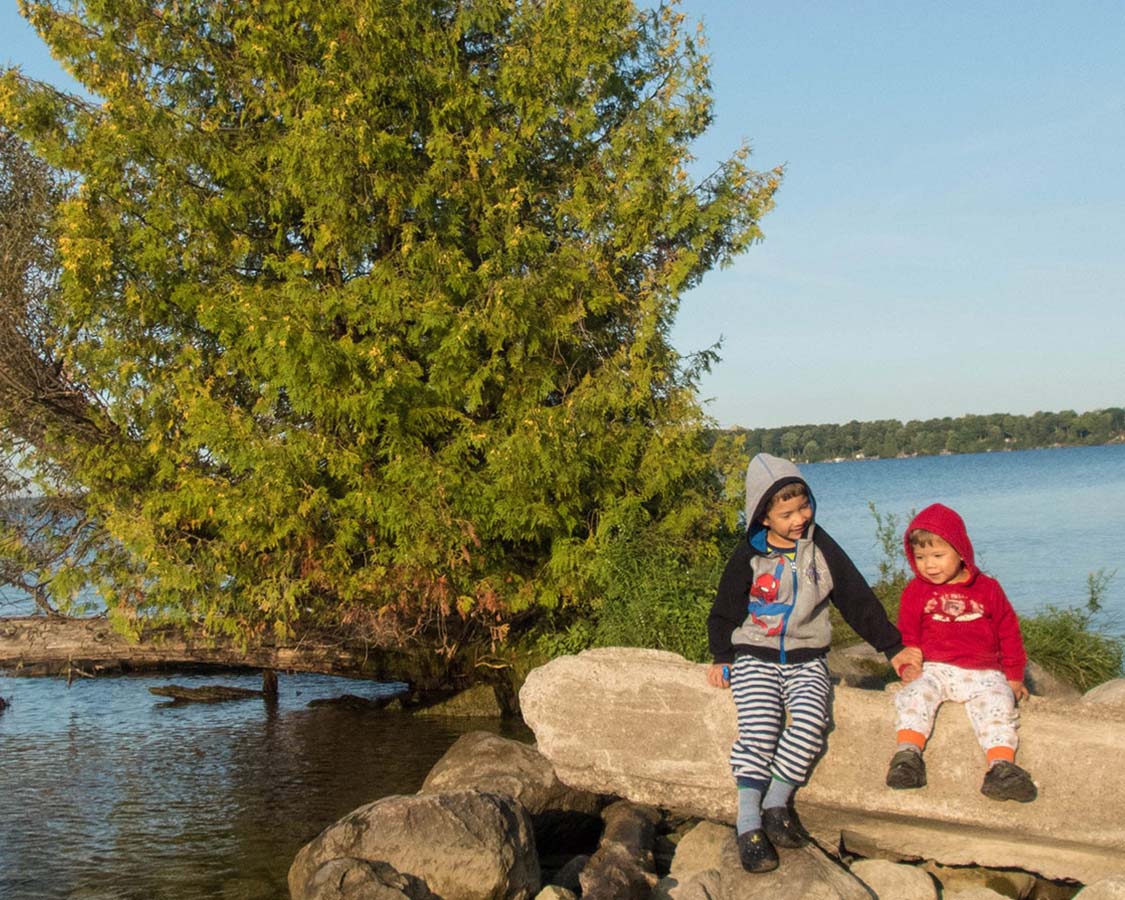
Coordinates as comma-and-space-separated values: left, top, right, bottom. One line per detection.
667, 820, 729, 883
942, 889, 1011, 900
1075, 874, 1125, 899
850, 858, 938, 900
1025, 661, 1082, 700
414, 684, 503, 717
1083, 679, 1125, 709
579, 801, 661, 900
534, 887, 577, 900
548, 855, 588, 894
653, 868, 723, 900
827, 644, 893, 689
921, 861, 1037, 899
303, 858, 437, 899
307, 694, 397, 711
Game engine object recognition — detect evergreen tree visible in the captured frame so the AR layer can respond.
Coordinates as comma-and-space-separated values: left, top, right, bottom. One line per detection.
0, 1, 778, 658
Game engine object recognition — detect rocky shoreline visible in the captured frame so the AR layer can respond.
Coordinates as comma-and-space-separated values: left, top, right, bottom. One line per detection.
289, 648, 1125, 899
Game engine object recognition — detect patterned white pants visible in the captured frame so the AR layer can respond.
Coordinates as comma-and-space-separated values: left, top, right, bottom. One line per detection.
894, 661, 1019, 752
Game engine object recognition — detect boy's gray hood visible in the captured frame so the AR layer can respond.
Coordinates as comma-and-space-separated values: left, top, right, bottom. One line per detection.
744, 453, 813, 550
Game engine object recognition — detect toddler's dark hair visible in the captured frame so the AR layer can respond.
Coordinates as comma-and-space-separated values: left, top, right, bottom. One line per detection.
908, 528, 941, 548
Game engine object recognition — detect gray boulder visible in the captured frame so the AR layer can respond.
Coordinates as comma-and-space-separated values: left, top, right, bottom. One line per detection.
520, 647, 1125, 882
420, 731, 601, 815
289, 790, 539, 900
302, 858, 438, 900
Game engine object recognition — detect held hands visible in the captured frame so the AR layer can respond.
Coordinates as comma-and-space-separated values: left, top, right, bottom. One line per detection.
890, 646, 923, 682
898, 663, 922, 683
707, 663, 731, 689
1009, 680, 1030, 703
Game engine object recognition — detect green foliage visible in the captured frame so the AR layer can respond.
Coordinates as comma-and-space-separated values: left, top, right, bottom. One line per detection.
729, 407, 1125, 463
0, 1, 778, 656
1021, 570, 1124, 691
531, 505, 738, 663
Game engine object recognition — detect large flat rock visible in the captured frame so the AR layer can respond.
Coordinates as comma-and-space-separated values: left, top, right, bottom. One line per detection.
520, 647, 1125, 883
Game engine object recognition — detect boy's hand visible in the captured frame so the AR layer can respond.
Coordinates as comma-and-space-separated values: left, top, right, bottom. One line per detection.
707, 663, 730, 689
898, 663, 922, 683
890, 646, 923, 676
1009, 680, 1029, 703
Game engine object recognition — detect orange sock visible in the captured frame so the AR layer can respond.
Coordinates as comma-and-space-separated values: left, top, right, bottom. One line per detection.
986, 745, 1015, 765
896, 729, 927, 751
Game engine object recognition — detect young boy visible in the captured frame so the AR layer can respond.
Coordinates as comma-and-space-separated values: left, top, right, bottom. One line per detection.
707, 453, 919, 873
885, 503, 1036, 802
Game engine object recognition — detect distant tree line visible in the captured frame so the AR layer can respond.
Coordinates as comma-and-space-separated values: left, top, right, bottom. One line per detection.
726, 408, 1125, 463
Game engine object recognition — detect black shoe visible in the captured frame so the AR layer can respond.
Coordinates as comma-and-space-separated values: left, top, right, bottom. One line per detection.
737, 828, 779, 873
762, 805, 810, 849
981, 761, 1037, 802
886, 749, 927, 789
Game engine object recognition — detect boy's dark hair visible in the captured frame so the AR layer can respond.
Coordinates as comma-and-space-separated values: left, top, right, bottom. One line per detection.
764, 481, 808, 514
908, 528, 941, 548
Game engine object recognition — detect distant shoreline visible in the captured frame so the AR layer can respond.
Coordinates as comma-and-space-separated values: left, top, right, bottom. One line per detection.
719, 407, 1124, 465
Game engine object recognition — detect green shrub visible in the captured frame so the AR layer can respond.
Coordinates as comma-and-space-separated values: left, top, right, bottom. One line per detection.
583, 520, 733, 664
831, 503, 907, 646
1021, 570, 1123, 691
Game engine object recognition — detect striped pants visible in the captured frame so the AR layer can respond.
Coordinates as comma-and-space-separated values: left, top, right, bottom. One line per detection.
729, 655, 832, 789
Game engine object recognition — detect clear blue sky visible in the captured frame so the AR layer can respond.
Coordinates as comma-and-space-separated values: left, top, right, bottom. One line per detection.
4, 1, 1123, 428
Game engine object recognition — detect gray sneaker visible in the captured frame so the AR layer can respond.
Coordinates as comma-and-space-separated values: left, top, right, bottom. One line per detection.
981, 761, 1037, 802
885, 749, 926, 789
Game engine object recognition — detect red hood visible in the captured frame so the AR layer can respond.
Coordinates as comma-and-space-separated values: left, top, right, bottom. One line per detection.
904, 503, 978, 583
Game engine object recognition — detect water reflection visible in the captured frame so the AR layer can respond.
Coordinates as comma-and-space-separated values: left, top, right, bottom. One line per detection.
0, 671, 530, 900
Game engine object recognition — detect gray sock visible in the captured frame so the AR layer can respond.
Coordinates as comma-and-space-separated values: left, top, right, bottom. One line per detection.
736, 786, 764, 834
762, 776, 796, 810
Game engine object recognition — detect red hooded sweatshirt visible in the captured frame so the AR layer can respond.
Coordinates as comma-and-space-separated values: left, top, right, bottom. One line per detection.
898, 503, 1027, 682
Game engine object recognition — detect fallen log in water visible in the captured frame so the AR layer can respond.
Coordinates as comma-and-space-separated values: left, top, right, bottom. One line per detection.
149, 684, 267, 704
0, 615, 372, 677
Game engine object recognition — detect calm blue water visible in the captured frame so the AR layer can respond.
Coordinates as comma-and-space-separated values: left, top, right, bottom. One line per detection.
0, 672, 528, 900
805, 443, 1125, 624
0, 444, 1121, 898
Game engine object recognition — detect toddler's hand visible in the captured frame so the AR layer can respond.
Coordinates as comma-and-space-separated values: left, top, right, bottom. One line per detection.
890, 646, 922, 675
1009, 680, 1029, 703
899, 663, 922, 683
707, 663, 730, 689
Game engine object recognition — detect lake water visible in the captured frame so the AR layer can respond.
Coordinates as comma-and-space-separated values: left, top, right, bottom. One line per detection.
0, 444, 1122, 898
805, 443, 1125, 624
0, 671, 530, 900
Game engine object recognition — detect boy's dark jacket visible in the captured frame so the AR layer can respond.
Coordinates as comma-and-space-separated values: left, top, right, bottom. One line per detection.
708, 453, 905, 665
898, 503, 1027, 681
